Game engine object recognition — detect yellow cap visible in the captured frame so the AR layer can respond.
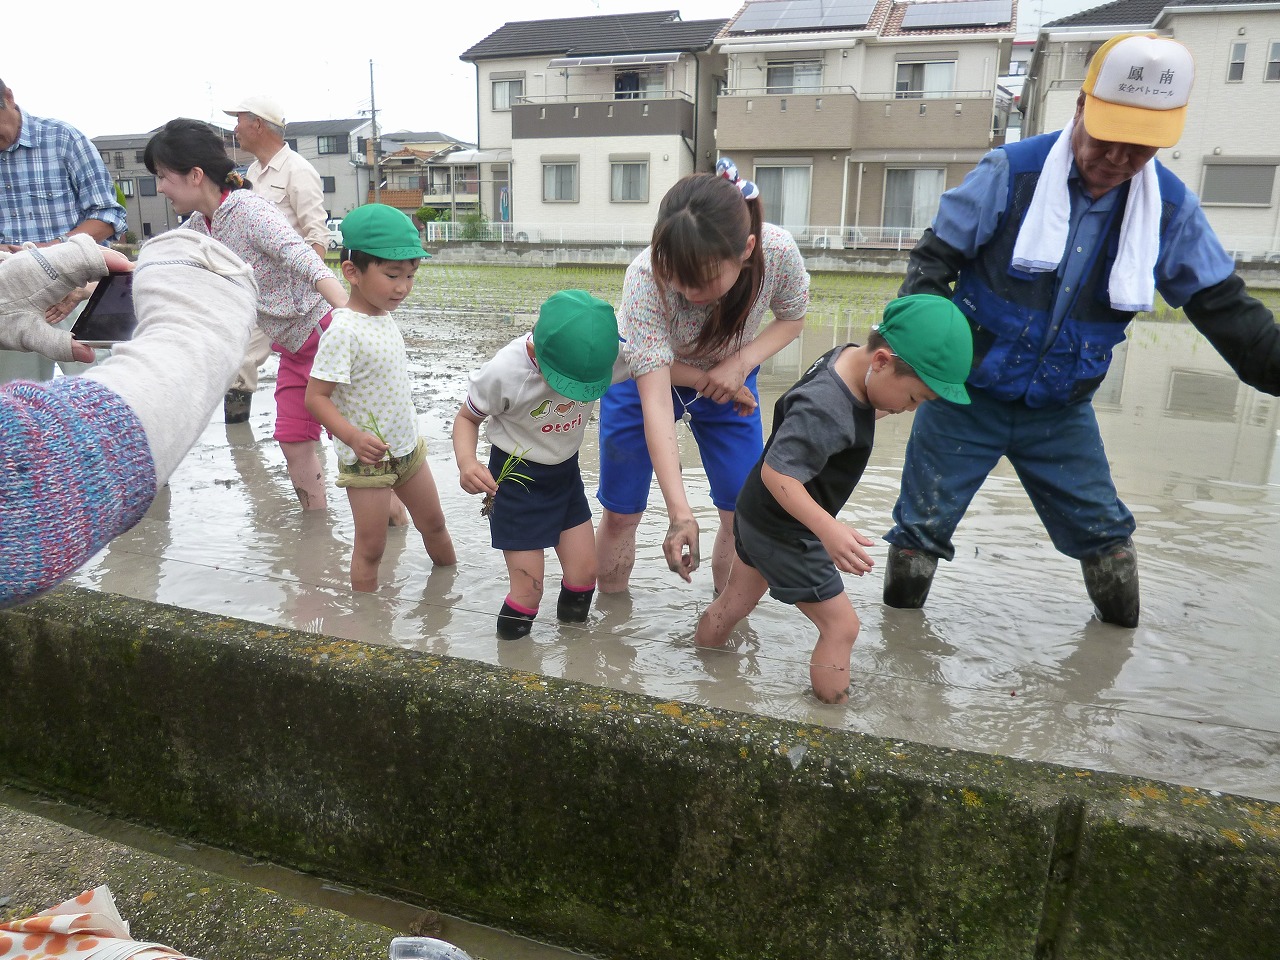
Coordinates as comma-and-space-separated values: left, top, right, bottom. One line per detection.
1082, 33, 1194, 148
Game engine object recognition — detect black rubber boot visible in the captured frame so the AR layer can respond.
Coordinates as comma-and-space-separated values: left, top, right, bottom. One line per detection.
1081, 538, 1140, 628
882, 544, 938, 609
223, 388, 252, 424
496, 599, 536, 640
557, 583, 594, 622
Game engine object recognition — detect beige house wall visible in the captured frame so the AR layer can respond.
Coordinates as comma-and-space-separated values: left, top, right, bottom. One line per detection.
511, 133, 693, 232
475, 55, 547, 149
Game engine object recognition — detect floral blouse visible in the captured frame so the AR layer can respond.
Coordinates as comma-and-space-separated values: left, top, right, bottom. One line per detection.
182, 190, 332, 353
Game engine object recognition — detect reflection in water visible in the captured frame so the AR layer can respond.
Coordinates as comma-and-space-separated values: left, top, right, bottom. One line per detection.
70, 276, 1280, 803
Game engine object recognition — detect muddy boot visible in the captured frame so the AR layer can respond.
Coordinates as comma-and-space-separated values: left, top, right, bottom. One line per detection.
883, 544, 938, 609
224, 388, 252, 424
1081, 539, 1140, 628
556, 582, 595, 622
496, 598, 536, 640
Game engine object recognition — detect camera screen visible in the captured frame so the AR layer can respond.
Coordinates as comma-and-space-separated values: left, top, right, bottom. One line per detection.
71, 273, 137, 344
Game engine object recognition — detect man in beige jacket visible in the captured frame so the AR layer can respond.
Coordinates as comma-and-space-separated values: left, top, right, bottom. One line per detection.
223, 94, 330, 423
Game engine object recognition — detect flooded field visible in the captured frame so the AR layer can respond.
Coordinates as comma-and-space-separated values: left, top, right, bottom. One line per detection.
70, 264, 1280, 804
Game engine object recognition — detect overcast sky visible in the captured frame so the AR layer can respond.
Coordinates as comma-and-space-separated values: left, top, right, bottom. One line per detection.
10, 0, 1095, 143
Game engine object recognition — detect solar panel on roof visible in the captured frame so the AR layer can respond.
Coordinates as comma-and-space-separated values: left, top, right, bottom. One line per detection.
899, 0, 1013, 30
729, 0, 878, 35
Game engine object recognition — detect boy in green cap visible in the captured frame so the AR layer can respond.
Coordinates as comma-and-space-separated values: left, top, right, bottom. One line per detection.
693, 293, 973, 703
453, 289, 625, 639
454, 290, 760, 639
306, 203, 456, 592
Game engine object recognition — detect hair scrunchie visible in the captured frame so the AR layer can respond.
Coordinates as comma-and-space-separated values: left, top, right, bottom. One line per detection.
225, 170, 245, 188
715, 157, 760, 201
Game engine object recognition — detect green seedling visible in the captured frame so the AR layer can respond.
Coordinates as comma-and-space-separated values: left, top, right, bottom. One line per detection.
362, 414, 391, 461
481, 447, 533, 518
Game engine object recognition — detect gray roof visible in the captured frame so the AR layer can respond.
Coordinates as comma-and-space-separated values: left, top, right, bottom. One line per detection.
1046, 0, 1276, 29
92, 119, 230, 150
285, 118, 368, 136
460, 10, 727, 60
382, 130, 464, 143
92, 132, 158, 149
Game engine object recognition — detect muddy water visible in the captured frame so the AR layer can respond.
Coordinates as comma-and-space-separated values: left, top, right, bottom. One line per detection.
70, 266, 1280, 804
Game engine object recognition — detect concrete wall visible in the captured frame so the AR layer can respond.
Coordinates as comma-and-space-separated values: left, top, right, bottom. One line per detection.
2, 589, 1278, 960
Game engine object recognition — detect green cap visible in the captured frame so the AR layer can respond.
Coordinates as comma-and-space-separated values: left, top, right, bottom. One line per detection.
874, 294, 973, 405
533, 290, 620, 402
339, 203, 431, 260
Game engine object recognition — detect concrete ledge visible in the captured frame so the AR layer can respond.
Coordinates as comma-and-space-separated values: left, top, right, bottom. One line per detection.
1, 587, 1277, 960
0, 802, 398, 959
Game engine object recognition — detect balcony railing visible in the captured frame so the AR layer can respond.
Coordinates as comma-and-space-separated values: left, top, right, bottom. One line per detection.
722, 85, 998, 101
516, 89, 694, 105
421, 221, 925, 250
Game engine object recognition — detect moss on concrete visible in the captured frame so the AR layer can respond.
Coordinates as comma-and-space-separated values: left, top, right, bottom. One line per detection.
1, 587, 1277, 960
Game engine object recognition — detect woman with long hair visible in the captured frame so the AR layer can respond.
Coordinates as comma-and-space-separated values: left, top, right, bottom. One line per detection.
596, 159, 810, 593
144, 118, 346, 511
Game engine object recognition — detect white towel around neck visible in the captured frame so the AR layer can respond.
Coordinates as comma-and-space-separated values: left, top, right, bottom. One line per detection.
1009, 116, 1161, 313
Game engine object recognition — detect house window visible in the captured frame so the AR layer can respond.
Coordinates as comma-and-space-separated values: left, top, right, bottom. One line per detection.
117, 178, 134, 198
1166, 370, 1240, 420
286, 139, 299, 152
134, 150, 145, 163
896, 60, 956, 99
142, 222, 153, 238
543, 162, 578, 202
884, 168, 946, 230
1228, 42, 1247, 82
493, 78, 524, 110
321, 176, 336, 194
765, 60, 823, 94
138, 176, 157, 197
1267, 41, 1280, 81
114, 152, 124, 168
610, 161, 649, 202
614, 69, 665, 99
1201, 163, 1276, 205
317, 135, 348, 155
754, 164, 811, 233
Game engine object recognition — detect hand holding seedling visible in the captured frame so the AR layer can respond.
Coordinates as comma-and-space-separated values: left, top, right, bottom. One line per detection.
351, 430, 390, 465
459, 460, 498, 497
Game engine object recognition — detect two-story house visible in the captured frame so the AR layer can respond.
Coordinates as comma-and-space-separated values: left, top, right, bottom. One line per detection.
460, 10, 728, 242
716, 0, 1017, 249
1022, 0, 1280, 259
282, 118, 373, 222
373, 131, 475, 221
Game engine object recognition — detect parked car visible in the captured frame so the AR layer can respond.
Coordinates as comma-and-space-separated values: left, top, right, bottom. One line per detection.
326, 219, 343, 250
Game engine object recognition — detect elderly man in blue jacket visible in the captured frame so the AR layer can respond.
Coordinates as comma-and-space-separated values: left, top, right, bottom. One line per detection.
884, 33, 1280, 628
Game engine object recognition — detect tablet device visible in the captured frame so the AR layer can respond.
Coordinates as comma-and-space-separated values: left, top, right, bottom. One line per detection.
70, 272, 137, 346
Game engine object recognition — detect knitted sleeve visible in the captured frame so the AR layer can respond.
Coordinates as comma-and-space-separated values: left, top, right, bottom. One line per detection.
0, 377, 156, 608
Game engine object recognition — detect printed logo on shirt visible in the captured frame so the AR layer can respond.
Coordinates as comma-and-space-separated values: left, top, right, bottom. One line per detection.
529, 399, 580, 421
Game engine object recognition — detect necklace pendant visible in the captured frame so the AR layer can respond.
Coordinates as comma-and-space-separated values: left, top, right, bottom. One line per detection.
681, 412, 692, 427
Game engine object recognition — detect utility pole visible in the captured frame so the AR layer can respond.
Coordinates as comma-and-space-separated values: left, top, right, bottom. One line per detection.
370, 60, 380, 204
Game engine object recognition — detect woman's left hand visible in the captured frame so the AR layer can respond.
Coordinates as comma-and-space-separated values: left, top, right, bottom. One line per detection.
45, 285, 91, 324
701, 355, 748, 404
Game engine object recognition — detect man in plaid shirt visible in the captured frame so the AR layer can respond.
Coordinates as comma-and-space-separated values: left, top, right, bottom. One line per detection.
0, 77, 126, 382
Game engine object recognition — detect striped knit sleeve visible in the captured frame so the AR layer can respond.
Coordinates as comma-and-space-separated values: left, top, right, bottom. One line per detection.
0, 377, 156, 608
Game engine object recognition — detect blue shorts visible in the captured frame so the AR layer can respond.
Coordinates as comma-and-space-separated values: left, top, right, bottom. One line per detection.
734, 512, 845, 605
487, 447, 592, 551
596, 369, 763, 514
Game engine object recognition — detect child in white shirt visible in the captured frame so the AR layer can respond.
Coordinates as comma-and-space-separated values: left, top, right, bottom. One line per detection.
455, 290, 757, 639
306, 204, 456, 591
